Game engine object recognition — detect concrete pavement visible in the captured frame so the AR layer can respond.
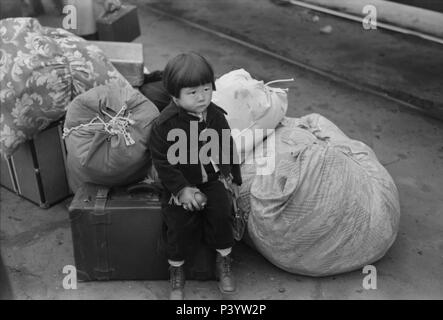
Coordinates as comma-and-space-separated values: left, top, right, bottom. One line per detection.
138, 0, 443, 119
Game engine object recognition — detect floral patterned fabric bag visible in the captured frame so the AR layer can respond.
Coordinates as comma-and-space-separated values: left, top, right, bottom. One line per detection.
0, 18, 129, 156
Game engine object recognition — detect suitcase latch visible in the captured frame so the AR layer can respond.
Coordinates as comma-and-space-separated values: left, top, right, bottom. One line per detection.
90, 212, 111, 225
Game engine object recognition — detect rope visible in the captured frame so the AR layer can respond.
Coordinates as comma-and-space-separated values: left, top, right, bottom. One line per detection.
62, 104, 136, 146
264, 78, 295, 107
265, 78, 295, 86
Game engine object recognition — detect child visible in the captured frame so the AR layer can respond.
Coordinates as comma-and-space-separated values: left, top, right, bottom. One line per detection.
149, 52, 242, 300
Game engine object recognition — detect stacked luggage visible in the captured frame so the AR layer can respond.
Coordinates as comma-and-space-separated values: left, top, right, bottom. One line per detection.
0, 18, 401, 279
0, 18, 132, 206
213, 69, 400, 277
0, 17, 218, 280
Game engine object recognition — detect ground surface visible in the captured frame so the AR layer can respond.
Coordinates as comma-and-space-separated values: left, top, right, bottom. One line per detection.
141, 0, 443, 118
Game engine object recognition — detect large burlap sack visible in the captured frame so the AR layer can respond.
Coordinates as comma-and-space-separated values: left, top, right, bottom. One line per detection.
212, 69, 290, 161
238, 114, 400, 276
0, 18, 129, 156
64, 82, 159, 192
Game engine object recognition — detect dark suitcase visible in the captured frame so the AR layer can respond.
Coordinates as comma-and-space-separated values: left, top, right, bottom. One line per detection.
68, 182, 216, 281
0, 121, 72, 208
97, 5, 141, 42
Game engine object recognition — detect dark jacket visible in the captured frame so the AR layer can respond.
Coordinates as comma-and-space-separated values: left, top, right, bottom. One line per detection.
149, 101, 242, 196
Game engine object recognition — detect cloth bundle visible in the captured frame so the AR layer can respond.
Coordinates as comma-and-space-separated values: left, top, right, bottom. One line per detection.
64, 82, 159, 192
0, 18, 129, 156
238, 114, 400, 276
212, 69, 291, 161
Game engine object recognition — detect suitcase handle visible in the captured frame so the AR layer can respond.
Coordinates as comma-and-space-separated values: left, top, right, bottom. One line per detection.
127, 182, 163, 196
95, 187, 110, 212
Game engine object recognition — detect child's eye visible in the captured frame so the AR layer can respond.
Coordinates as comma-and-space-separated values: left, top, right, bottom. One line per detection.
189, 91, 196, 95
204, 87, 211, 91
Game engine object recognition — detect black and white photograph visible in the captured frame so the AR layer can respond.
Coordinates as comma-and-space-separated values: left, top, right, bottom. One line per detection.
0, 0, 442, 304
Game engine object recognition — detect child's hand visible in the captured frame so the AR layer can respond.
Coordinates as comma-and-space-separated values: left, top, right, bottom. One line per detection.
178, 187, 204, 211
194, 191, 208, 209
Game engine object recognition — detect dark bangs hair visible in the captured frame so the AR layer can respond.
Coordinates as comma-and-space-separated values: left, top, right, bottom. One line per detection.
163, 52, 216, 98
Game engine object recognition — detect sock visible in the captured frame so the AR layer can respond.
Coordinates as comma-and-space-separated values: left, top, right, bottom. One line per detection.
216, 247, 232, 257
168, 260, 185, 267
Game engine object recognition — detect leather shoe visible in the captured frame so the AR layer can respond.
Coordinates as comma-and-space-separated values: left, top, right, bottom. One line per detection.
216, 253, 236, 294
169, 265, 185, 300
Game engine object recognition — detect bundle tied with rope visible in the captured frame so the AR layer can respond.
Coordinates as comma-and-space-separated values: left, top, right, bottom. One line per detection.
63, 103, 136, 146
64, 82, 160, 192
212, 68, 294, 163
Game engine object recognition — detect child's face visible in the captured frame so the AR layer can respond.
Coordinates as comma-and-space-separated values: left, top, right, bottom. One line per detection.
174, 83, 213, 114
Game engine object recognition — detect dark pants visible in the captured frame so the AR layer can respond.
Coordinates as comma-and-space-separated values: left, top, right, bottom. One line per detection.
161, 179, 234, 261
